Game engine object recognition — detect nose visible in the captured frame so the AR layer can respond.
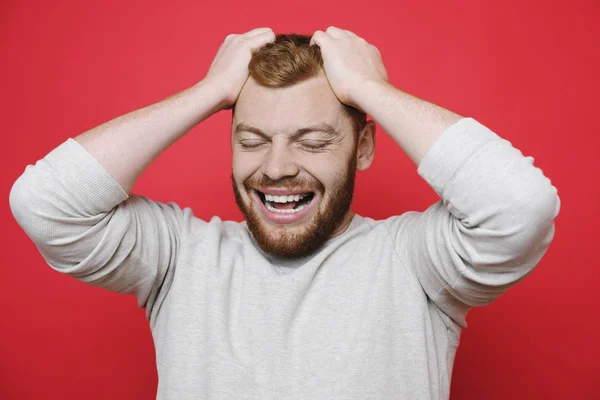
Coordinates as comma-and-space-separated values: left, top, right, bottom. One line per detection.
261, 143, 300, 181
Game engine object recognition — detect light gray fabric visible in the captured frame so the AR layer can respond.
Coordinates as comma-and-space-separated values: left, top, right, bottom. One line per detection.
9, 118, 560, 399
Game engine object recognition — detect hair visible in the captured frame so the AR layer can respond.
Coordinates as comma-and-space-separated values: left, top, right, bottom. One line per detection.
248, 34, 367, 135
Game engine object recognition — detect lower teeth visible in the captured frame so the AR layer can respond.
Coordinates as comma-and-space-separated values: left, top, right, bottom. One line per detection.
265, 201, 309, 214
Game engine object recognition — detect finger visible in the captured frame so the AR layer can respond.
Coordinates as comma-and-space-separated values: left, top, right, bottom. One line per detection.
310, 30, 329, 46
249, 30, 276, 49
215, 34, 235, 57
344, 29, 358, 37
325, 26, 346, 39
245, 27, 273, 37
254, 30, 276, 42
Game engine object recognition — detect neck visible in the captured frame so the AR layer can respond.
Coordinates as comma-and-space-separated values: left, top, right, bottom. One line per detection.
329, 210, 355, 239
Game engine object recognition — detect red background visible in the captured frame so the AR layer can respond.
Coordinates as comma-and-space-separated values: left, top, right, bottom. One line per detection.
2, 0, 598, 399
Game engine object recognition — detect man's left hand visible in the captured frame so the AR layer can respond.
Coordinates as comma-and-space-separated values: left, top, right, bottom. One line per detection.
310, 27, 388, 112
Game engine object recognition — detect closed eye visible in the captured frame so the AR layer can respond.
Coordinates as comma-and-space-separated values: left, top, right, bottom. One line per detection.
298, 140, 330, 151
238, 139, 267, 150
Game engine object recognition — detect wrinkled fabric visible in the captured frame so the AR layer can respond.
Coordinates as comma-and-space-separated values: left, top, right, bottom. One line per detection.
10, 118, 560, 399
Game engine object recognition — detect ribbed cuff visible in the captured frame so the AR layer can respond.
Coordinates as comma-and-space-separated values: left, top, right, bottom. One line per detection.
41, 138, 130, 213
417, 118, 499, 196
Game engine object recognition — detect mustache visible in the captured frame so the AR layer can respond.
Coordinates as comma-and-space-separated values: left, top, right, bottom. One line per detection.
244, 176, 325, 193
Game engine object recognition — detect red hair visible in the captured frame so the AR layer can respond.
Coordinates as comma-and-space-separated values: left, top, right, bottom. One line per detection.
248, 34, 367, 135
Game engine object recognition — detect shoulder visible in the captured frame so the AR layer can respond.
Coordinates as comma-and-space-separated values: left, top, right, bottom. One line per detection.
357, 212, 420, 234
349, 212, 422, 245
181, 213, 248, 243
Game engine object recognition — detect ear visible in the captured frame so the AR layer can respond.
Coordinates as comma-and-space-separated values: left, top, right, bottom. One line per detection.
356, 120, 376, 171
230, 108, 236, 151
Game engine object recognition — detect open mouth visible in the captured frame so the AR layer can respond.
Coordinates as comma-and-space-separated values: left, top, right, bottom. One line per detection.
255, 190, 315, 214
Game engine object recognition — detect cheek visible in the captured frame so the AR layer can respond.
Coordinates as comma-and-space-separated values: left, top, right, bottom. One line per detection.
301, 157, 347, 190
232, 153, 263, 182
304, 161, 344, 200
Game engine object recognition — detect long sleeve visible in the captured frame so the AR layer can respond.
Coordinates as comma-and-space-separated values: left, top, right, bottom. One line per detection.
9, 139, 193, 321
385, 118, 561, 328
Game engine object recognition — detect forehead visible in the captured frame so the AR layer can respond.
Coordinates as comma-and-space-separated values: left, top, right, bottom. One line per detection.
233, 71, 351, 135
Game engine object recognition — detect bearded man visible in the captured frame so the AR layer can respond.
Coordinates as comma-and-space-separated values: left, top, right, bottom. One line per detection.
10, 27, 560, 400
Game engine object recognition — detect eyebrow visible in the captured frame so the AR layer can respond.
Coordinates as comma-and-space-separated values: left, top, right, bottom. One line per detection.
234, 122, 340, 140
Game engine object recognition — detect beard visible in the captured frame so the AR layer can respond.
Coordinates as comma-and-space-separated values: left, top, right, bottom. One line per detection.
232, 149, 357, 259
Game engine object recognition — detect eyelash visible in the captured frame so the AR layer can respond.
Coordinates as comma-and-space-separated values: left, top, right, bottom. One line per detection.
300, 141, 329, 150
239, 142, 265, 149
239, 141, 329, 151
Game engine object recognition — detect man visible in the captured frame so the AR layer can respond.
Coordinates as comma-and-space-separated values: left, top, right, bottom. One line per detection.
9, 27, 560, 399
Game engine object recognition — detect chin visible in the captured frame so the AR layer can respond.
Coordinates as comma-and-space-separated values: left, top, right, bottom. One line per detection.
240, 197, 327, 259
231, 170, 356, 259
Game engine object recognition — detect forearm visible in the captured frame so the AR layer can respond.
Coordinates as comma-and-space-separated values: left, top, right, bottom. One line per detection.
75, 79, 226, 193
356, 80, 463, 166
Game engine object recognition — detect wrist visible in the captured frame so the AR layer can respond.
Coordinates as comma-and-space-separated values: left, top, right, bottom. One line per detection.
352, 79, 391, 114
194, 78, 234, 113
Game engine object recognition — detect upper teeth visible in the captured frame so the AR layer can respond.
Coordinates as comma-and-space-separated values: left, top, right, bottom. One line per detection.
264, 193, 308, 203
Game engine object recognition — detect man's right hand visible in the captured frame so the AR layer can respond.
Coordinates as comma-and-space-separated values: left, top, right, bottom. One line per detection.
72, 29, 275, 193
204, 28, 276, 110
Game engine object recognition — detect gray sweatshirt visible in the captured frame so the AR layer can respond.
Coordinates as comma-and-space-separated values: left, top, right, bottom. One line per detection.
9, 117, 560, 399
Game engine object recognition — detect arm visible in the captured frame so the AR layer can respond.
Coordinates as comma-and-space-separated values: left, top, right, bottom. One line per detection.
310, 26, 463, 166
312, 27, 560, 327
391, 117, 560, 327
9, 28, 276, 319
352, 81, 463, 166
75, 81, 224, 193
76, 28, 276, 193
